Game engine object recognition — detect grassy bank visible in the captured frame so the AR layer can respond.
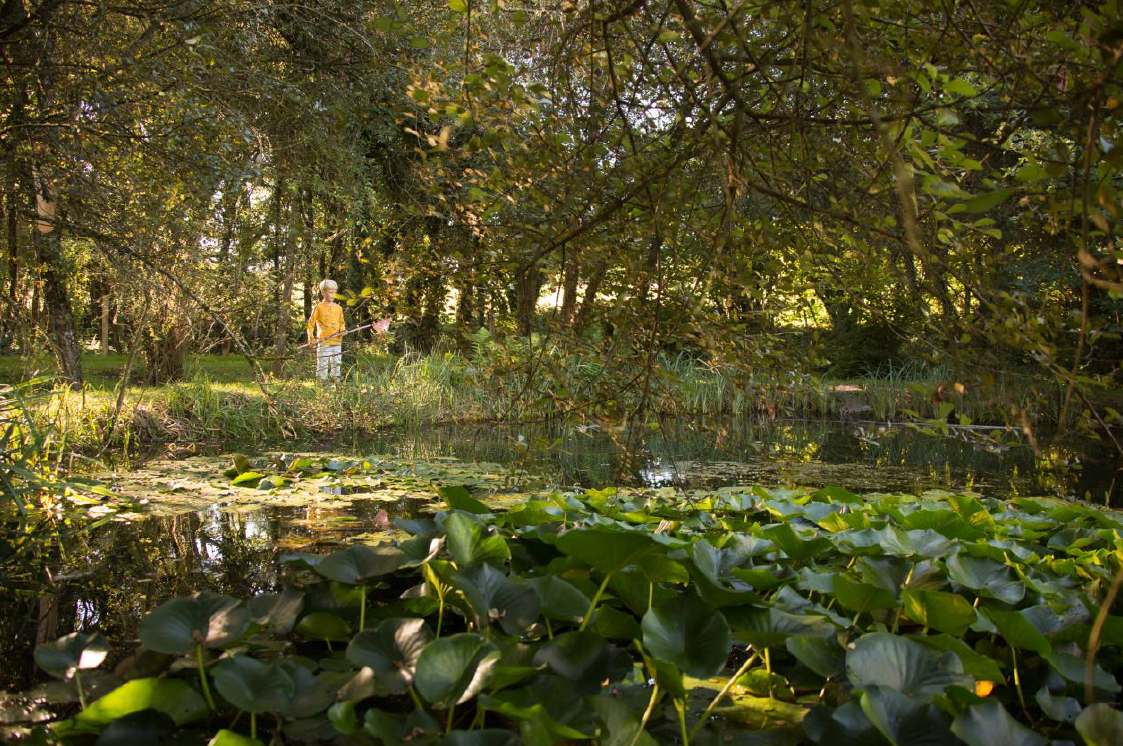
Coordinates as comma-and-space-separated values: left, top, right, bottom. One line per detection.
1, 349, 1059, 462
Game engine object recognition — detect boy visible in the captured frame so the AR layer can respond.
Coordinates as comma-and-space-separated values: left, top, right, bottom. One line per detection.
306, 279, 345, 381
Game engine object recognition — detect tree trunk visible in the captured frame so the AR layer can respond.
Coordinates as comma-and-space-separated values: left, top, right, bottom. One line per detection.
5, 176, 16, 302
514, 265, 544, 337
574, 258, 607, 333
560, 253, 579, 326
271, 177, 296, 376
32, 174, 82, 388
100, 290, 109, 355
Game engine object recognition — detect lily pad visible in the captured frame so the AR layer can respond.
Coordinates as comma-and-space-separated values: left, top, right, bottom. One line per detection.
345, 617, 432, 694
138, 592, 248, 654
641, 593, 731, 677
846, 633, 972, 699
414, 633, 500, 707
35, 632, 109, 680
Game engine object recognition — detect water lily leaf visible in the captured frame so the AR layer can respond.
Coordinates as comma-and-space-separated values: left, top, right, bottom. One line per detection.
414, 633, 500, 706
212, 655, 296, 713
725, 605, 834, 648
1044, 651, 1120, 693
556, 527, 654, 574
950, 701, 1046, 746
641, 593, 730, 677
444, 730, 520, 746
911, 635, 1004, 681
526, 575, 590, 622
295, 611, 352, 642
858, 685, 954, 746
786, 635, 845, 679
312, 543, 408, 584
231, 471, 264, 486
592, 606, 642, 641
246, 589, 304, 635
1034, 686, 1081, 723
946, 553, 1025, 605
346, 617, 432, 694
532, 630, 628, 689
207, 729, 263, 746
452, 564, 540, 634
982, 609, 1051, 656
139, 592, 248, 654
445, 513, 510, 567
846, 633, 971, 699
589, 693, 657, 746
440, 485, 491, 514
478, 693, 590, 741
35, 632, 109, 680
328, 700, 358, 735
832, 575, 897, 613
69, 678, 207, 733
901, 589, 976, 635
94, 709, 175, 746
1076, 703, 1123, 746
763, 523, 832, 562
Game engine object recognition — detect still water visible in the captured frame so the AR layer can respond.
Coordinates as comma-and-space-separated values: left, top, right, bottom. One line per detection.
1, 418, 1118, 692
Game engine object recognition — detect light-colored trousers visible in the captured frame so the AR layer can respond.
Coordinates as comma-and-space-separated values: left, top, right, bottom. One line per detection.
316, 344, 342, 380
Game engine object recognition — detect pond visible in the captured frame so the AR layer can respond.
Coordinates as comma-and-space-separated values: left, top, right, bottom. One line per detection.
1, 417, 1118, 696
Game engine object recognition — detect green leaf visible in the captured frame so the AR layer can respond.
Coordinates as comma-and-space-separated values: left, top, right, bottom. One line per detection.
556, 527, 653, 574
641, 593, 731, 677
35, 632, 109, 680
532, 630, 626, 688
983, 609, 1051, 656
440, 485, 490, 514
139, 591, 248, 655
207, 730, 263, 746
212, 655, 295, 713
945, 78, 977, 97
786, 635, 845, 679
832, 575, 897, 613
959, 190, 1011, 214
295, 611, 352, 642
447, 0, 468, 12
231, 471, 264, 486
346, 617, 432, 694
1076, 703, 1123, 746
445, 513, 510, 567
312, 543, 408, 585
950, 701, 1046, 746
859, 685, 954, 746
901, 589, 976, 635
763, 523, 832, 562
946, 553, 1024, 605
911, 635, 1004, 681
451, 564, 540, 634
71, 678, 208, 733
725, 605, 835, 648
846, 633, 971, 700
526, 575, 590, 622
414, 633, 500, 706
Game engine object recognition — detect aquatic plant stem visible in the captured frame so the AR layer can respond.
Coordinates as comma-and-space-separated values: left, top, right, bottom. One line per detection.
688, 649, 757, 741
1011, 647, 1031, 722
359, 585, 367, 632
408, 686, 424, 710
74, 670, 87, 709
1086, 564, 1123, 704
446, 703, 455, 734
579, 572, 614, 631
628, 683, 660, 746
195, 643, 216, 710
251, 712, 257, 741
674, 698, 689, 746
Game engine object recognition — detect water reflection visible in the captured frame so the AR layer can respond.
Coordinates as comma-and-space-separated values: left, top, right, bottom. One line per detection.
1, 417, 1118, 693
0, 499, 417, 691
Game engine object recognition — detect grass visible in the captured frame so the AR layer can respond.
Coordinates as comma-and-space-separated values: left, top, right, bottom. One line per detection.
0, 347, 1058, 464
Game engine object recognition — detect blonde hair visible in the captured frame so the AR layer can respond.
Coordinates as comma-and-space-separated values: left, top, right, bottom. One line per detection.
318, 279, 338, 294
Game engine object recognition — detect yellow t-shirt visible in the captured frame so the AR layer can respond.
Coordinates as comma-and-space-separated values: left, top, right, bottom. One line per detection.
307, 302, 345, 344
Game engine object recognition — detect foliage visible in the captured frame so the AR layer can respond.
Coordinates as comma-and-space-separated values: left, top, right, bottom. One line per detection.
18, 477, 1123, 744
